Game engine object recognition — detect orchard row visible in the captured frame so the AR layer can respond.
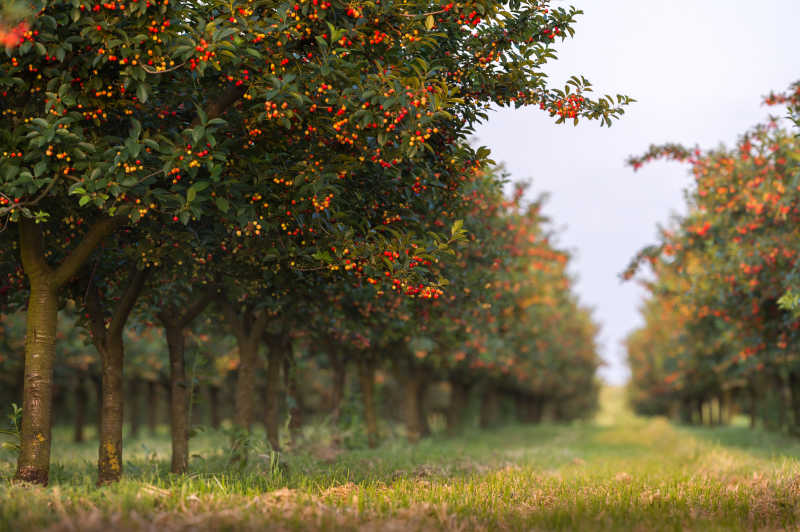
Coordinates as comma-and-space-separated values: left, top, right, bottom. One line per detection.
0, 0, 625, 484
625, 81, 800, 430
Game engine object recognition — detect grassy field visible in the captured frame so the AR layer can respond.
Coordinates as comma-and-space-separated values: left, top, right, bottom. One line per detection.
3, 388, 800, 531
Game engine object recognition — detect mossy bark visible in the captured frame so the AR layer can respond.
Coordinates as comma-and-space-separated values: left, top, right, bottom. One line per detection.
97, 338, 125, 484
86, 267, 148, 484
357, 357, 378, 448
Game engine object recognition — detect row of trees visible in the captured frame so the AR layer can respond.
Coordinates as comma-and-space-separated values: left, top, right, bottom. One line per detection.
1, 166, 601, 447
625, 81, 800, 430
0, 0, 625, 484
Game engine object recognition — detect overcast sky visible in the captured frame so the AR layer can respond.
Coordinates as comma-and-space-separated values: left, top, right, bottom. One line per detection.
474, 0, 800, 385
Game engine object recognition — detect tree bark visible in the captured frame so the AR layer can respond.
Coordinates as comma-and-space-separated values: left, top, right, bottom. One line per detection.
790, 372, 800, 431
357, 357, 378, 448
219, 301, 268, 435
93, 374, 103, 433
531, 396, 544, 423
446, 379, 470, 435
73, 376, 88, 444
209, 385, 222, 429
147, 380, 158, 435
15, 282, 57, 484
127, 378, 141, 439
329, 349, 346, 423
86, 267, 148, 484
403, 367, 424, 443
748, 382, 758, 429
15, 216, 120, 485
284, 346, 303, 443
156, 292, 210, 473
97, 337, 125, 484
264, 344, 283, 451
235, 338, 259, 432
775, 373, 787, 431
479, 384, 499, 429
164, 323, 189, 474
417, 377, 431, 438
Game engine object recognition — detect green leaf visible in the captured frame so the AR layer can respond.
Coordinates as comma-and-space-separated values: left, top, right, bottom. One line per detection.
215, 197, 230, 212
136, 83, 149, 103
192, 126, 205, 144
33, 161, 47, 178
130, 118, 142, 138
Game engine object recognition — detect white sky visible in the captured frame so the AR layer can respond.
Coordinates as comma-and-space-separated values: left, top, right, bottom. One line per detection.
475, 0, 800, 385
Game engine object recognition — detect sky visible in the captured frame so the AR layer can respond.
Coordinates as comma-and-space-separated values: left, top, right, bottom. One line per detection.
474, 0, 800, 385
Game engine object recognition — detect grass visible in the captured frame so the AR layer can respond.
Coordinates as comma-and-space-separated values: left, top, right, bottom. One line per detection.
2, 388, 800, 531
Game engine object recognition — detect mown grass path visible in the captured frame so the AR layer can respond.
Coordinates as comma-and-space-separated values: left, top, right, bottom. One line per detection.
3, 388, 800, 531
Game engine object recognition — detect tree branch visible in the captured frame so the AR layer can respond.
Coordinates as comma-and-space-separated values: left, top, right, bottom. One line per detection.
85, 283, 108, 350
53, 215, 125, 288
156, 304, 177, 330
178, 290, 213, 329
193, 84, 247, 127
108, 267, 149, 339
250, 310, 269, 342
218, 295, 246, 346
18, 218, 52, 282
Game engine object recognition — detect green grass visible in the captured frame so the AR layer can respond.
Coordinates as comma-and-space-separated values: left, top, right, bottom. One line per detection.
2, 388, 800, 531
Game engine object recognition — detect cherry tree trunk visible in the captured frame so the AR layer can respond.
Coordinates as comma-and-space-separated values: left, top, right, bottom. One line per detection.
357, 358, 378, 448
403, 368, 424, 443
209, 385, 222, 429
97, 338, 125, 484
127, 377, 141, 439
479, 385, 499, 429
73, 377, 88, 444
284, 351, 303, 442
15, 283, 57, 485
790, 372, 800, 431
264, 347, 283, 451
417, 378, 431, 438
234, 339, 259, 432
446, 379, 470, 435
329, 351, 346, 423
147, 380, 158, 435
165, 324, 189, 474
